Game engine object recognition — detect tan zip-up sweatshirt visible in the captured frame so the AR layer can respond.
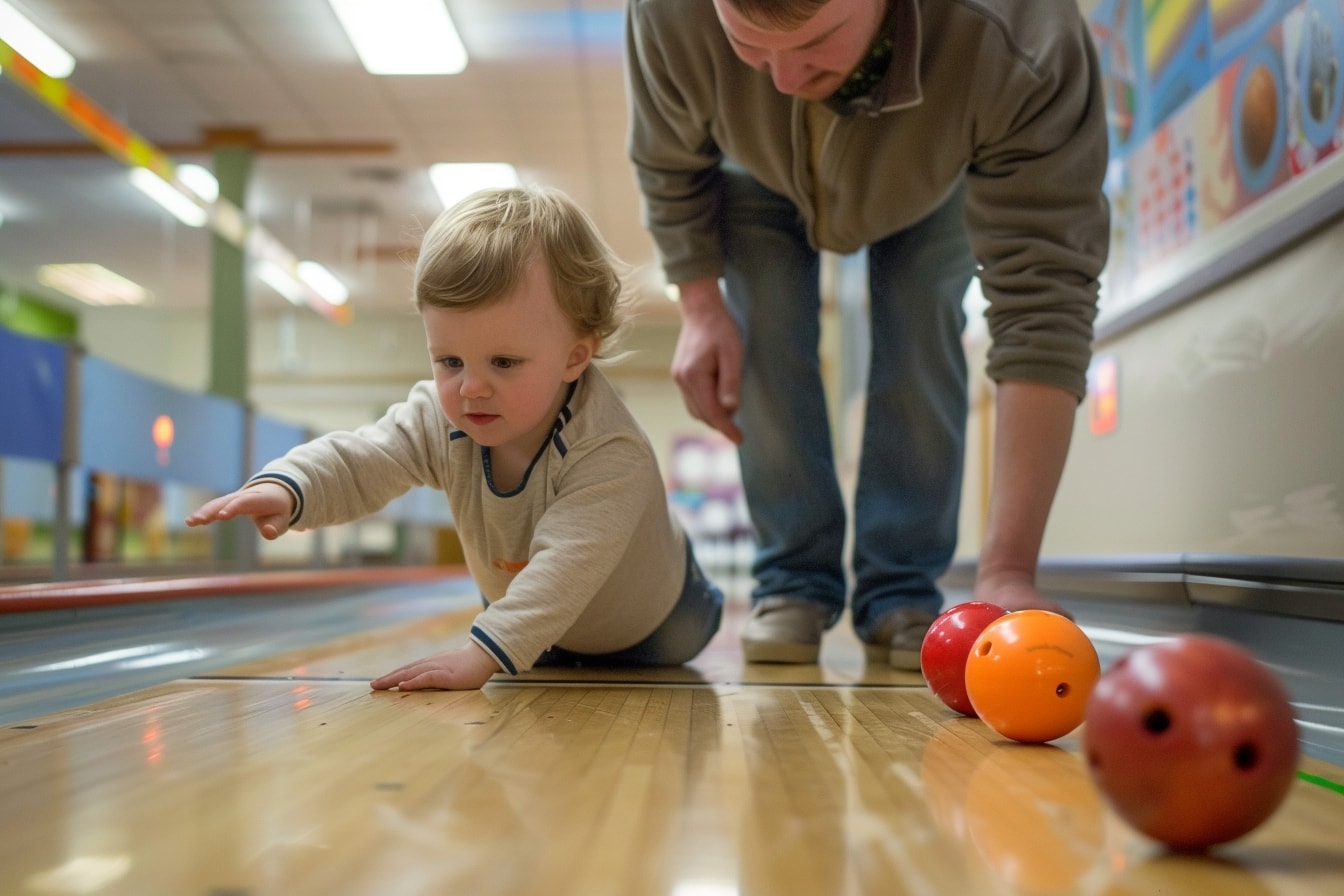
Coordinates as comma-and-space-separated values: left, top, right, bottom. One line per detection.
626, 0, 1111, 398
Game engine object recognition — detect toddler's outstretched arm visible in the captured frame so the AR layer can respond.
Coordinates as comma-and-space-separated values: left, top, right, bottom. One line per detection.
185, 481, 294, 540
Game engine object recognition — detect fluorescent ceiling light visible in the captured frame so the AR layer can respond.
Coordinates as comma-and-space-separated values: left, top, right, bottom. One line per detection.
258, 262, 306, 306
297, 260, 349, 306
129, 168, 208, 227
37, 263, 151, 306
429, 162, 519, 209
328, 0, 467, 75
0, 0, 75, 78
176, 164, 219, 203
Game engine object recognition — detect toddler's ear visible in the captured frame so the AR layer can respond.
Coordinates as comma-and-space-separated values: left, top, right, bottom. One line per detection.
564, 334, 599, 381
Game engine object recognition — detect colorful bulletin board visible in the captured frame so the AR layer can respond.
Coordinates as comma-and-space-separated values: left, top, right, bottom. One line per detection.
1089, 0, 1344, 330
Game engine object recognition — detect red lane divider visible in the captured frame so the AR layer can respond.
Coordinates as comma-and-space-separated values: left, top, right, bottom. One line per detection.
0, 565, 470, 613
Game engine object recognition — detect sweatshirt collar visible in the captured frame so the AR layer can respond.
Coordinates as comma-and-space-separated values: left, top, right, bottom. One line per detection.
824, 0, 922, 117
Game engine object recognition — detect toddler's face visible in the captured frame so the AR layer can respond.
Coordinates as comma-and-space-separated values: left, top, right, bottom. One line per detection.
423, 255, 595, 452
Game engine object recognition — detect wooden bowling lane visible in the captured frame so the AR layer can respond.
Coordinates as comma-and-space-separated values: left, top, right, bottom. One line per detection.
211, 596, 927, 688
3, 675, 1344, 895
0, 570, 483, 727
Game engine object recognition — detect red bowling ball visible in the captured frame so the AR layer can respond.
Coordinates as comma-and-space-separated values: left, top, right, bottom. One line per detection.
1083, 635, 1299, 851
920, 601, 1007, 716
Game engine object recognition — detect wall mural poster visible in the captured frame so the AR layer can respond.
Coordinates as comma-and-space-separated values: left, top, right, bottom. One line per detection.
1089, 0, 1344, 324
1287, 1, 1344, 169
1210, 0, 1294, 71
1145, 0, 1213, 129
1091, 0, 1147, 154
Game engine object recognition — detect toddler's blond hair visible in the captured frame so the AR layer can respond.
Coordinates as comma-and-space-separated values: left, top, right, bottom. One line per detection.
414, 185, 627, 355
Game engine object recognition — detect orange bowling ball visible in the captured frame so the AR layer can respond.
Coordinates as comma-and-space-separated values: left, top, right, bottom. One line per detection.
964, 610, 1101, 743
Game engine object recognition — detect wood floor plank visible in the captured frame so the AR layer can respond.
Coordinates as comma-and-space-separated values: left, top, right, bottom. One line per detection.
207, 598, 926, 688
3, 675, 1342, 895
5, 580, 1342, 895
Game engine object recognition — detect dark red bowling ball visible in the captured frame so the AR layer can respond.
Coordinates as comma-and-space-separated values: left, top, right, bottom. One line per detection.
920, 601, 1007, 716
1083, 635, 1299, 851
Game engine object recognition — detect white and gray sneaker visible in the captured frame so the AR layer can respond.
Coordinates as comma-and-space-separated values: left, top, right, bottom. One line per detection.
863, 607, 938, 672
740, 596, 834, 664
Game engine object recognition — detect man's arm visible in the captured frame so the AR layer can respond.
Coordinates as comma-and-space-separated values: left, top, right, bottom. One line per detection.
973, 380, 1077, 615
624, 0, 728, 286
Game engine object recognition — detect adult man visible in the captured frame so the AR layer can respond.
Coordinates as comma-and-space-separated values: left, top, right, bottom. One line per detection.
625, 0, 1110, 668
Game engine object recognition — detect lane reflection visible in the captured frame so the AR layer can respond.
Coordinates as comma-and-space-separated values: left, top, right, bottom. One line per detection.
921, 723, 1108, 893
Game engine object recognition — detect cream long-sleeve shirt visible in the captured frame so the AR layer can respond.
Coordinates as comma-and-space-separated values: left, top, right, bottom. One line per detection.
251, 367, 689, 674
626, 0, 1111, 399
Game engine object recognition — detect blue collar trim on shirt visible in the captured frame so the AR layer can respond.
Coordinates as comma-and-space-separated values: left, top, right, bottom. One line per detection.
551, 379, 578, 456
479, 378, 580, 494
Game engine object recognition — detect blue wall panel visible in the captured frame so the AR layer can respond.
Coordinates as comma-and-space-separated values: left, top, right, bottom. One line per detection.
0, 328, 66, 462
252, 414, 308, 476
79, 357, 244, 493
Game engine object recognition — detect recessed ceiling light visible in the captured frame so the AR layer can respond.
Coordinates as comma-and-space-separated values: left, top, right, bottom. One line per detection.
428, 163, 520, 210
297, 261, 350, 306
37, 264, 151, 306
176, 164, 219, 203
0, 0, 75, 79
129, 168, 208, 227
328, 0, 467, 75
257, 262, 306, 306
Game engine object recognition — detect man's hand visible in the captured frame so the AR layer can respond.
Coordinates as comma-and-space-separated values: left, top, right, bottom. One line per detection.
670, 276, 744, 444
185, 481, 294, 540
370, 642, 501, 691
972, 571, 1071, 618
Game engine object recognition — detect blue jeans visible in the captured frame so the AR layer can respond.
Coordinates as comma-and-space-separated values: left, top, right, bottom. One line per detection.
719, 166, 972, 642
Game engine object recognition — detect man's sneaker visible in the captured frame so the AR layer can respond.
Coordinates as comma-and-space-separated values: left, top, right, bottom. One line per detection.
740, 596, 833, 664
863, 607, 938, 671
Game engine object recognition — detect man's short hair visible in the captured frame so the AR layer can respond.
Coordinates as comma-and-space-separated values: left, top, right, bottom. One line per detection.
725, 0, 831, 30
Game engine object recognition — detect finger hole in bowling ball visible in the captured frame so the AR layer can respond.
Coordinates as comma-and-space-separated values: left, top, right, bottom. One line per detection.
977, 641, 994, 657
1143, 707, 1171, 735
1234, 742, 1259, 771
1055, 683, 1069, 698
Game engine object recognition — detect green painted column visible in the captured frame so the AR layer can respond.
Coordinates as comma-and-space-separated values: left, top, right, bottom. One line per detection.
208, 130, 256, 401
206, 130, 257, 566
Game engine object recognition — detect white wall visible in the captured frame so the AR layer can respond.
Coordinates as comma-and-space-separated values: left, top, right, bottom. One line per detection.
1043, 216, 1344, 559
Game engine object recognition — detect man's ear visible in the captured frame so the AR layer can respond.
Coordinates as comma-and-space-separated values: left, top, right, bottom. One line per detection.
564, 334, 600, 382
